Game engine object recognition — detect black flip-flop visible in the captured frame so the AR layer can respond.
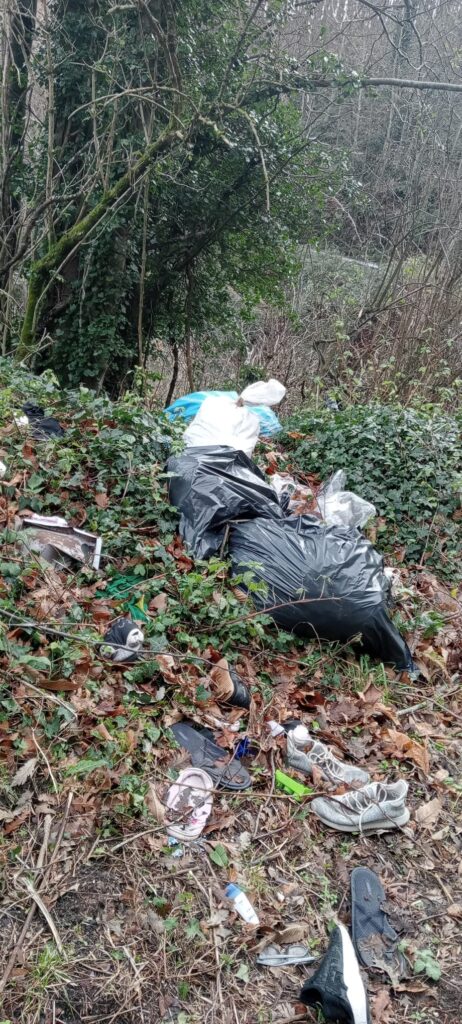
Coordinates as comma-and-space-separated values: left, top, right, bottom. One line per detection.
171, 722, 251, 790
351, 867, 406, 979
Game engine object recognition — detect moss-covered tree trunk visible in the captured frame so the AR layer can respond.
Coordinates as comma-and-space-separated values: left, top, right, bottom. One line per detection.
16, 127, 182, 359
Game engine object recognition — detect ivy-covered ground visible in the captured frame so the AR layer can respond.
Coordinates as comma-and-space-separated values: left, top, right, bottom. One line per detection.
0, 363, 461, 1024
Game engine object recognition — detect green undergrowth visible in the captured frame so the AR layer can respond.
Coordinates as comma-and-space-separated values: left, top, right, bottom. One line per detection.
283, 402, 462, 582
0, 360, 454, 819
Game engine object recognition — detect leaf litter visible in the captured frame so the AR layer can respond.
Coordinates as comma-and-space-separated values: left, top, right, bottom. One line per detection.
0, 387, 461, 1024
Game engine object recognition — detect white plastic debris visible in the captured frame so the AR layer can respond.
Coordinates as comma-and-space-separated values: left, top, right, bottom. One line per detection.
225, 883, 259, 925
267, 719, 286, 738
183, 379, 286, 457
271, 473, 297, 498
240, 379, 286, 407
183, 395, 260, 457
0, 460, 6, 479
317, 470, 376, 530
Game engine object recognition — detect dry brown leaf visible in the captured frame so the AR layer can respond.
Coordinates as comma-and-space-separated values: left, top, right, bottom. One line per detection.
209, 658, 234, 700
95, 491, 109, 508
11, 757, 38, 787
95, 723, 113, 743
414, 797, 443, 827
156, 655, 177, 683
150, 593, 168, 613
359, 682, 383, 705
4, 809, 29, 833
37, 678, 80, 692
382, 728, 430, 774
145, 782, 166, 823
372, 988, 391, 1022
276, 922, 308, 944
447, 903, 462, 919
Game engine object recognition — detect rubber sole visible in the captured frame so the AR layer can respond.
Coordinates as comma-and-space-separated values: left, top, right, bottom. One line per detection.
314, 807, 410, 833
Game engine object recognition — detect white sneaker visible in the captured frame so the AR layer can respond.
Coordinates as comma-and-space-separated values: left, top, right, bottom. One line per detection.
287, 725, 370, 786
311, 780, 410, 834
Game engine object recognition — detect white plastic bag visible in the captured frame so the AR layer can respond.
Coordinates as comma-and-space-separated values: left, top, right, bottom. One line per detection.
183, 378, 286, 456
240, 379, 286, 407
317, 470, 376, 529
183, 395, 260, 456
271, 473, 298, 498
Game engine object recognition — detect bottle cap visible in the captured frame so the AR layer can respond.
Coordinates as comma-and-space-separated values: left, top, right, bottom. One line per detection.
225, 883, 240, 899
292, 724, 310, 745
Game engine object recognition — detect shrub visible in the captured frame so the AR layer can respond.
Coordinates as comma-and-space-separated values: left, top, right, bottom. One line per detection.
284, 403, 462, 581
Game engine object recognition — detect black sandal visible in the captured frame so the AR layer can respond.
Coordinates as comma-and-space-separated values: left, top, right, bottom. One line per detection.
351, 867, 406, 980
171, 722, 251, 790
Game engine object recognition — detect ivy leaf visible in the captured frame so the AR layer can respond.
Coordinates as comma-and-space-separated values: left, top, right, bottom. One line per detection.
236, 963, 250, 983
19, 655, 51, 673
414, 949, 441, 981
208, 844, 229, 868
66, 757, 111, 777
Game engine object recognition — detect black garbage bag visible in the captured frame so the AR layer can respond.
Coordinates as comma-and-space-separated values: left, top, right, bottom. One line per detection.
22, 400, 65, 438
167, 445, 283, 559
229, 515, 413, 670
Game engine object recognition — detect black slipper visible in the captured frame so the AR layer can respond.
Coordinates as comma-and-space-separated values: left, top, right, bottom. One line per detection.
171, 722, 251, 790
351, 867, 406, 979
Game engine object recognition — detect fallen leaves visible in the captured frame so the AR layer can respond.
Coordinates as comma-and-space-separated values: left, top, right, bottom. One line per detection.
209, 658, 234, 700
150, 592, 168, 613
381, 728, 430, 774
145, 782, 166, 822
414, 797, 443, 828
11, 757, 38, 787
371, 988, 392, 1022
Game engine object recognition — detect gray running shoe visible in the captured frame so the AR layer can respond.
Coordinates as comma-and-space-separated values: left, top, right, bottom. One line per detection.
287, 725, 370, 786
311, 780, 409, 834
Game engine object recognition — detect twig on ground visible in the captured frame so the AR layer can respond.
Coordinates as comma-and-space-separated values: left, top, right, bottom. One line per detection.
21, 877, 64, 952
0, 794, 73, 993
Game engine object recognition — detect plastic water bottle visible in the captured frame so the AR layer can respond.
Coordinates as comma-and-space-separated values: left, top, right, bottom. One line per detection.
225, 883, 259, 925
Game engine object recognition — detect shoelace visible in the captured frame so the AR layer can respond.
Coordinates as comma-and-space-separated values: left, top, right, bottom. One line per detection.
309, 744, 352, 781
329, 785, 389, 833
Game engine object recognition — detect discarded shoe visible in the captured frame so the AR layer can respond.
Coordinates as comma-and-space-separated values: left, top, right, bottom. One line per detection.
311, 780, 410, 834
100, 618, 144, 662
351, 867, 406, 979
300, 922, 370, 1024
171, 721, 251, 790
166, 767, 213, 842
286, 725, 369, 787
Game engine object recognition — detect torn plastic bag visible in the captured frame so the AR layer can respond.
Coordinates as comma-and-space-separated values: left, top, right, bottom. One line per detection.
20, 401, 65, 438
317, 470, 376, 529
229, 516, 413, 670
167, 446, 283, 559
240, 379, 286, 407
183, 395, 261, 456
165, 380, 285, 438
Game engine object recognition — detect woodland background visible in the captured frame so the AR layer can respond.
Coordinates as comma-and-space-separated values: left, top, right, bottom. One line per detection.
1, 6, 462, 1024
1, 0, 462, 404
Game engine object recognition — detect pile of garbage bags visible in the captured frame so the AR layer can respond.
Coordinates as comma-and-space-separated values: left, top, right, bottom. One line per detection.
167, 418, 412, 671
168, 446, 283, 560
